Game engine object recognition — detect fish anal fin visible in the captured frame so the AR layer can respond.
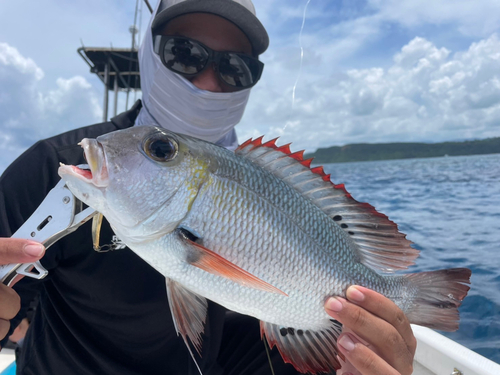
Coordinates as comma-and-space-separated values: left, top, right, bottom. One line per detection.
183, 238, 287, 296
260, 320, 344, 374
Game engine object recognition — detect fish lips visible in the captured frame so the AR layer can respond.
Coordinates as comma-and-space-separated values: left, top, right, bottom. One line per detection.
59, 139, 109, 188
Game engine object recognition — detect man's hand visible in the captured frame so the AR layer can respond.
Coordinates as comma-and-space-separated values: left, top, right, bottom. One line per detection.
325, 286, 416, 375
0, 238, 45, 344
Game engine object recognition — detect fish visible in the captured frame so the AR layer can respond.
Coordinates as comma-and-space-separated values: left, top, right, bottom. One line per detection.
58, 126, 471, 374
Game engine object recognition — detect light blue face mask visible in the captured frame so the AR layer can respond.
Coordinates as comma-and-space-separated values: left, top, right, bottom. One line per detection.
136, 2, 251, 143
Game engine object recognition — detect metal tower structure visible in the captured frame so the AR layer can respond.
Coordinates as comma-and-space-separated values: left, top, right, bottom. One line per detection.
77, 0, 152, 121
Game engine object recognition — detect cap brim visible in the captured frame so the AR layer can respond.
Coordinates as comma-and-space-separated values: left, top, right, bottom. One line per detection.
151, 0, 269, 55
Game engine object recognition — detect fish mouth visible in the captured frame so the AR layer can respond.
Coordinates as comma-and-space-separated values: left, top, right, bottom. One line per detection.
59, 139, 109, 187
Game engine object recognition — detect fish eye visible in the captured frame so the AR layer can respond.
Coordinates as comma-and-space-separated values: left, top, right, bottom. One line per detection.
143, 134, 178, 162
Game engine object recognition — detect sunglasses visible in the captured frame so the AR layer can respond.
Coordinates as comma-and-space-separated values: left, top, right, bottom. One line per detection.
153, 35, 264, 89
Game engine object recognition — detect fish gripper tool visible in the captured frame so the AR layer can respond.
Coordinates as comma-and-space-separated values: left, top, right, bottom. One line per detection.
0, 168, 96, 286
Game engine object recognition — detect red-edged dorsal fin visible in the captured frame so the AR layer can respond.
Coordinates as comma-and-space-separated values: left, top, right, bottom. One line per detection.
311, 166, 325, 175
260, 320, 344, 373
236, 137, 419, 272
238, 138, 253, 150
301, 158, 314, 168
165, 278, 206, 373
275, 143, 292, 154
182, 237, 287, 296
262, 137, 279, 148
288, 150, 305, 161
251, 135, 264, 147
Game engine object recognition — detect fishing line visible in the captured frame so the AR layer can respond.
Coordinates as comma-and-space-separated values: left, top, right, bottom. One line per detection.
126, 0, 140, 110
263, 337, 276, 375
283, 0, 312, 132
135, 0, 144, 103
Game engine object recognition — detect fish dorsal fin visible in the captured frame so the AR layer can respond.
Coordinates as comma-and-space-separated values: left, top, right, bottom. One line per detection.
236, 137, 419, 272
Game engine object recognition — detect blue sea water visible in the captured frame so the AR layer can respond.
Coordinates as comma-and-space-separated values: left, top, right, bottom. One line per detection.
323, 153, 500, 363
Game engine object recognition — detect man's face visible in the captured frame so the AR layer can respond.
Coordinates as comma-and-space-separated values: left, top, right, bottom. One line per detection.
161, 13, 253, 93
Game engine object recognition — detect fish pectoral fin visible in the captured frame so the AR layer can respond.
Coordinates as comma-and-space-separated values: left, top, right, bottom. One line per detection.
260, 320, 344, 373
166, 278, 208, 358
182, 237, 287, 296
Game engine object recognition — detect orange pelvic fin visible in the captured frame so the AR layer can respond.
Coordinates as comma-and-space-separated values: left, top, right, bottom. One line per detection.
184, 238, 287, 296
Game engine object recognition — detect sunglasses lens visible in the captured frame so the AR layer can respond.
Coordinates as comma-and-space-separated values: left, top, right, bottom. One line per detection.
219, 53, 262, 88
159, 37, 263, 89
162, 38, 209, 75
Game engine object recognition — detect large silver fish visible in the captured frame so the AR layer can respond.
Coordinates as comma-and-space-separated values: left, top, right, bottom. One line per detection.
59, 126, 471, 374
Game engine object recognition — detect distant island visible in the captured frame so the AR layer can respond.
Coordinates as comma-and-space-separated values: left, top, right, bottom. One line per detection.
305, 137, 500, 164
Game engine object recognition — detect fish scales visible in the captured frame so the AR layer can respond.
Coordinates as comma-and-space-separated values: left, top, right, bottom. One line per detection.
163, 140, 410, 327
59, 126, 471, 374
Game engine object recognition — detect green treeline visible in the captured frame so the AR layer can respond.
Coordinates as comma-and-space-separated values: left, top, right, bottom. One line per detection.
305, 137, 500, 164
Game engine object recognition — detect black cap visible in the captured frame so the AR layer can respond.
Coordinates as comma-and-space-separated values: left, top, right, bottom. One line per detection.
151, 0, 269, 55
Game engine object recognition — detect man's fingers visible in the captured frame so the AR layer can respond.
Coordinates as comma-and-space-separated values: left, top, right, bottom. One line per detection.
0, 238, 45, 264
0, 319, 10, 342
0, 284, 21, 319
0, 238, 36, 342
337, 333, 410, 375
9, 318, 30, 343
325, 295, 414, 374
345, 286, 416, 353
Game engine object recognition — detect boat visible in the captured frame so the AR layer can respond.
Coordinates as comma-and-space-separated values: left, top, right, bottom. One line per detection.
411, 326, 500, 375
0, 349, 14, 375
2, 325, 500, 375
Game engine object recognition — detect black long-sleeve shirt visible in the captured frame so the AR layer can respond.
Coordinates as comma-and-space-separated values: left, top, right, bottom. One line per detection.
0, 101, 299, 374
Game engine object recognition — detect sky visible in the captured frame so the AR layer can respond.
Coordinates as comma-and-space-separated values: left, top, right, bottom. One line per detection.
1, 0, 500, 172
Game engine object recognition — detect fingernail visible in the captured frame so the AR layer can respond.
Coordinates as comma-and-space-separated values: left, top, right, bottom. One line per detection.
346, 286, 365, 302
325, 297, 343, 312
338, 335, 356, 351
23, 243, 45, 257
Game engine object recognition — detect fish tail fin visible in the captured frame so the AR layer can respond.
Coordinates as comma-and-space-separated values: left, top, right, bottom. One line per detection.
404, 267, 471, 331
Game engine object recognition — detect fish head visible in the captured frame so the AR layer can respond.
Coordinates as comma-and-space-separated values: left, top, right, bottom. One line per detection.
58, 126, 216, 240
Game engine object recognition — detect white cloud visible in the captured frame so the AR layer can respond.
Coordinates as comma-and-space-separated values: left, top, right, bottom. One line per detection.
0, 43, 101, 172
0, 43, 44, 80
239, 34, 500, 152
2, 0, 500, 171
369, 0, 500, 37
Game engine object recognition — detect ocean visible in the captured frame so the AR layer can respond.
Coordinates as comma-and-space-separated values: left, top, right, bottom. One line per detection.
323, 153, 500, 363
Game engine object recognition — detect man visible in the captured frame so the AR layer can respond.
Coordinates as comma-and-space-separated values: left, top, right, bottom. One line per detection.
0, 1, 416, 374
